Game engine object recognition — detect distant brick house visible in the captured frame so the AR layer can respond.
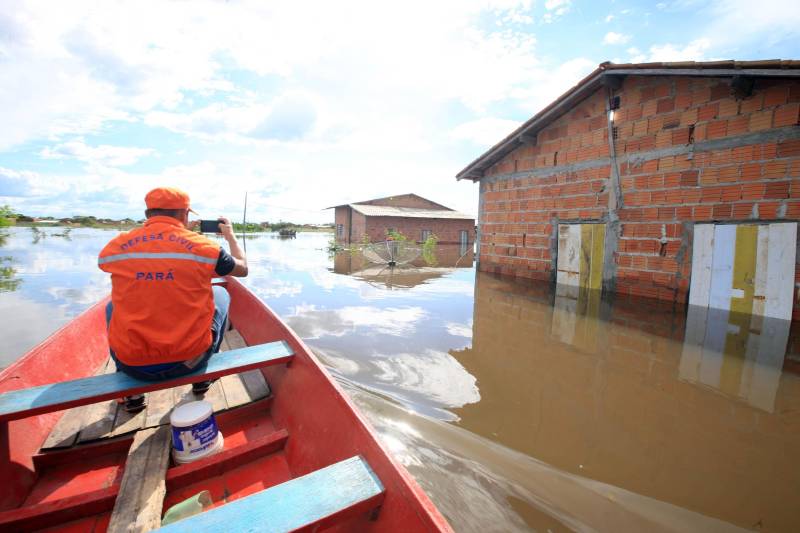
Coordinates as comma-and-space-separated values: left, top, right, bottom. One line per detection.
457, 60, 800, 320
330, 194, 474, 244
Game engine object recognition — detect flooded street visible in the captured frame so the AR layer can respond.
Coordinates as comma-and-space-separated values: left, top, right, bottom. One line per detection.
1, 227, 798, 532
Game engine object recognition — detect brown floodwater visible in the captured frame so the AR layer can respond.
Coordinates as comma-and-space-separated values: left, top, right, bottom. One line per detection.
1, 227, 798, 532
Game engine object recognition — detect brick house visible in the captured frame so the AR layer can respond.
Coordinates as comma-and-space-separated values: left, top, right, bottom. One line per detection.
457, 60, 800, 320
331, 194, 474, 245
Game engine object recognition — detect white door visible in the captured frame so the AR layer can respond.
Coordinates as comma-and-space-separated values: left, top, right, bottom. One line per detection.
689, 222, 797, 320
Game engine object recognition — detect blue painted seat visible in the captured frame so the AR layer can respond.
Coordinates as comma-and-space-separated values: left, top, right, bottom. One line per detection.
0, 341, 294, 422
157, 455, 385, 532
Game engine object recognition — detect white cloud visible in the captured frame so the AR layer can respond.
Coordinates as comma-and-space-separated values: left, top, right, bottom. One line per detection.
0, 167, 42, 197
604, 14, 614, 22
704, 0, 800, 49
543, 0, 571, 22
630, 0, 800, 64
2, 0, 795, 226
647, 38, 712, 61
603, 32, 631, 45
450, 118, 523, 147
544, 0, 571, 12
40, 140, 154, 167
0, 1, 545, 149
445, 321, 473, 338
627, 47, 646, 63
507, 57, 597, 115
0, 1, 566, 222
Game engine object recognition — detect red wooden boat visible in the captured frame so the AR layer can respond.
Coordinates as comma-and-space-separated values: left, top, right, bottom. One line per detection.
0, 277, 452, 532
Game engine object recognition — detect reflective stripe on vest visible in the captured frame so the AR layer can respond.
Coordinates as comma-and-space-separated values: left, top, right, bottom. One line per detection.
98, 252, 217, 266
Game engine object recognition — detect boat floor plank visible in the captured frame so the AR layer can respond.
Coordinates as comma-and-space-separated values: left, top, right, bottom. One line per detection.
240, 369, 270, 400
107, 425, 171, 533
219, 374, 250, 408
199, 379, 228, 412
43, 359, 115, 449
111, 405, 147, 437
77, 359, 120, 443
144, 389, 175, 429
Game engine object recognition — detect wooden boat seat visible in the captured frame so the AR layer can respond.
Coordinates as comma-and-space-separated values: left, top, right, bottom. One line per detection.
0, 341, 294, 422
157, 456, 385, 532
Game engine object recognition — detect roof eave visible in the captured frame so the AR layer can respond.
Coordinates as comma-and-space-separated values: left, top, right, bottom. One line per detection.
456, 61, 800, 181
455, 68, 607, 181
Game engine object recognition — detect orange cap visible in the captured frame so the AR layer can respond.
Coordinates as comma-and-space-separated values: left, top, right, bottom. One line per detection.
145, 187, 197, 214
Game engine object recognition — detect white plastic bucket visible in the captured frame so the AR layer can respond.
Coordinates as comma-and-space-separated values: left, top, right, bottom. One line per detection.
170, 400, 224, 464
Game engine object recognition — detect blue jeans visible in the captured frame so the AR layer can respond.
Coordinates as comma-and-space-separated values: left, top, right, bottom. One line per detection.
106, 285, 230, 381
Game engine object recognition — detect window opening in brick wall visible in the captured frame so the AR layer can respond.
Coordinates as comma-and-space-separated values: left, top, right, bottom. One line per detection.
336, 224, 343, 238
421, 229, 431, 242
460, 230, 468, 246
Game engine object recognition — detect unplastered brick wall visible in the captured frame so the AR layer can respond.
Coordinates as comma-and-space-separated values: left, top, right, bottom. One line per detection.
350, 210, 367, 242
363, 216, 474, 244
480, 89, 611, 281
334, 207, 349, 241
478, 75, 800, 318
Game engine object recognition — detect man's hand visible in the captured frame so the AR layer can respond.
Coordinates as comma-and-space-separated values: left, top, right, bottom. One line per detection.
188, 220, 200, 231
217, 216, 248, 277
217, 217, 235, 240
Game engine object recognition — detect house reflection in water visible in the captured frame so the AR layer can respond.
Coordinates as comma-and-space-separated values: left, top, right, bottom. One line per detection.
681, 306, 790, 413
333, 244, 474, 289
451, 272, 800, 531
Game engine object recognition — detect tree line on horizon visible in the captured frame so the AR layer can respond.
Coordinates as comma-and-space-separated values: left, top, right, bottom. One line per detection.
1, 205, 331, 231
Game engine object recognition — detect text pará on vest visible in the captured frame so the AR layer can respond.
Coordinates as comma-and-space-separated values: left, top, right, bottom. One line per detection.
136, 271, 175, 281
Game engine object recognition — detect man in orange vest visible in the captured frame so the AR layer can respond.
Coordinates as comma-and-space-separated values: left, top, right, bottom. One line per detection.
98, 187, 248, 412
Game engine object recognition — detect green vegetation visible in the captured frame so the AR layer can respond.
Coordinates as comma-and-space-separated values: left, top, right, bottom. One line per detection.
1, 204, 335, 233
346, 234, 372, 256
386, 229, 408, 242
422, 233, 439, 266
0, 256, 21, 292
233, 221, 333, 233
326, 239, 346, 255
232, 222, 264, 233
0, 205, 16, 227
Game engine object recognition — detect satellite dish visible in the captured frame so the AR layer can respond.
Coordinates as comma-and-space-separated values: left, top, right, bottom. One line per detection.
361, 240, 421, 266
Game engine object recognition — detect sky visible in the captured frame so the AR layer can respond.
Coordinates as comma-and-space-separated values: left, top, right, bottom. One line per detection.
1, 0, 799, 224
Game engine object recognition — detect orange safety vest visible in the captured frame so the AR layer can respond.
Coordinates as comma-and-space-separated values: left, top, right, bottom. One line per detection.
98, 216, 221, 366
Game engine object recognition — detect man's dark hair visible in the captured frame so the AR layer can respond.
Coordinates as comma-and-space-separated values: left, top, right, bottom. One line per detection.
145, 208, 185, 219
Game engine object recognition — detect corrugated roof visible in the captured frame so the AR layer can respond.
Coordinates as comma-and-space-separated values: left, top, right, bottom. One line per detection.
456, 59, 800, 181
350, 204, 474, 220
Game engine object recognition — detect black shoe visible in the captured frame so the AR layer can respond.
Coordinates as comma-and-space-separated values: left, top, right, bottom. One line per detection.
123, 394, 146, 413
192, 380, 213, 394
